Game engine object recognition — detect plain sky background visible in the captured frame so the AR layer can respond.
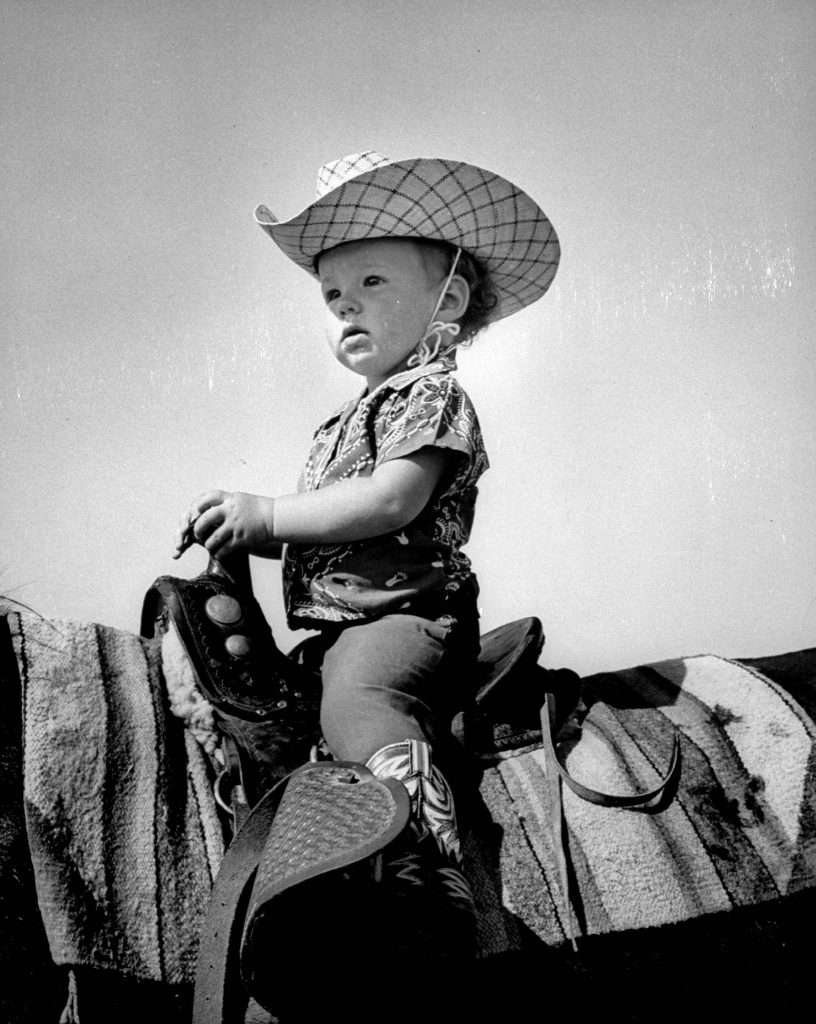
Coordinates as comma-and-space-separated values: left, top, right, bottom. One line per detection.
2, 0, 814, 676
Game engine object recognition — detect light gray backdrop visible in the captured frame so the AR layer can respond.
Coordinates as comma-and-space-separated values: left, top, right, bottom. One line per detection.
2, 0, 814, 674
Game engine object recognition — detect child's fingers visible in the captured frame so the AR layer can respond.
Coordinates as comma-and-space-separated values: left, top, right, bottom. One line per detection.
172, 511, 198, 556
192, 489, 229, 515
172, 524, 196, 559
172, 490, 227, 557
188, 505, 224, 547
202, 526, 229, 560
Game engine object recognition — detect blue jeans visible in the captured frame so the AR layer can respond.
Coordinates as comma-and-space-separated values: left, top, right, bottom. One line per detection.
307, 602, 480, 767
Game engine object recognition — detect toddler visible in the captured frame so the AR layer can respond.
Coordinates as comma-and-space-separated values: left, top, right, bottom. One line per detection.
173, 151, 559, 960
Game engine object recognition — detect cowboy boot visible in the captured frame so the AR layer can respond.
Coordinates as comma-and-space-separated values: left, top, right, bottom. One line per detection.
366, 738, 477, 958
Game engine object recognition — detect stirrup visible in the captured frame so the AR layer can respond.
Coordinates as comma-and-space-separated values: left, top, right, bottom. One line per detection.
240, 761, 410, 1012
192, 761, 411, 1022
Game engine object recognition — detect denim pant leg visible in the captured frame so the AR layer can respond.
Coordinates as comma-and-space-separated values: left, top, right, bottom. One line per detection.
318, 613, 475, 766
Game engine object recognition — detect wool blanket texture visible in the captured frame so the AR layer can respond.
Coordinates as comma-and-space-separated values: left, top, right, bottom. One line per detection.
469, 650, 816, 953
9, 611, 224, 985
10, 608, 816, 985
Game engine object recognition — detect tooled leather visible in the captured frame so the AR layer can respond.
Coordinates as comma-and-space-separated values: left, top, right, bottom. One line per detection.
247, 765, 403, 909
152, 573, 318, 720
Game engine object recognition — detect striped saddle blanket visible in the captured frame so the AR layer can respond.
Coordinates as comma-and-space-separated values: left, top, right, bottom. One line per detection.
470, 649, 816, 953
8, 610, 816, 985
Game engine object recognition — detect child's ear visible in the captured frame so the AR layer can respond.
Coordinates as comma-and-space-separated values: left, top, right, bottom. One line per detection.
438, 275, 470, 323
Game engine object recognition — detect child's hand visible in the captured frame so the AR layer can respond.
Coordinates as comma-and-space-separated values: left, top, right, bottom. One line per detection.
172, 490, 275, 560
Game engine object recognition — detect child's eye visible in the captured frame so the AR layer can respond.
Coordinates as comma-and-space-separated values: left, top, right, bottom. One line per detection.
323, 288, 340, 303
363, 275, 383, 287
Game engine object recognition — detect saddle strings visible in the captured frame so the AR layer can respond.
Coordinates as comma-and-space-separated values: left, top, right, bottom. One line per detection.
407, 247, 462, 368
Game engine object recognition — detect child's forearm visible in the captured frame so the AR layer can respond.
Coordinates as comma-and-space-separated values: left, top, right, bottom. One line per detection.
174, 449, 448, 560
271, 448, 447, 544
272, 477, 417, 544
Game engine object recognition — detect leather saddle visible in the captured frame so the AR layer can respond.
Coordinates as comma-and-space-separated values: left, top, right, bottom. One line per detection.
140, 559, 575, 806
141, 560, 680, 1021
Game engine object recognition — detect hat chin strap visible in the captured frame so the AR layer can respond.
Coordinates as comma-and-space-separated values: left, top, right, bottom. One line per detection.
406, 248, 462, 369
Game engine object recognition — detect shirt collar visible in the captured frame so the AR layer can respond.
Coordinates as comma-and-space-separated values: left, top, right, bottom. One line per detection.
320, 352, 457, 431
365, 350, 457, 403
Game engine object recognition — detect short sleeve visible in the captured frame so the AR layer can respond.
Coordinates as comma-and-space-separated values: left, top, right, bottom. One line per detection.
373, 374, 481, 469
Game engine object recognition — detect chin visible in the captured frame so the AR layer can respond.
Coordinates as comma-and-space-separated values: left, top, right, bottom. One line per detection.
339, 356, 375, 378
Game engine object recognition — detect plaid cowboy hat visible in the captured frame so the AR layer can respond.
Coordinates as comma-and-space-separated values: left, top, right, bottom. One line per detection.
254, 151, 560, 320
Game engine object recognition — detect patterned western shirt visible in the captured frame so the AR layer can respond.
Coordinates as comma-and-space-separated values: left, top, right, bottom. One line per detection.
282, 357, 489, 628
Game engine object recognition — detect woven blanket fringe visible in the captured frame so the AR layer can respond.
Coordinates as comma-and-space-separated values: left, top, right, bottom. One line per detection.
58, 969, 79, 1024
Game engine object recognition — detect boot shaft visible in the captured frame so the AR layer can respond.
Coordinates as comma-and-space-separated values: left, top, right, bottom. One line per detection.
366, 739, 462, 864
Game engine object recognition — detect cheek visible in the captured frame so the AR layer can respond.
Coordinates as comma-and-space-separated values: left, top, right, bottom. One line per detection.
382, 299, 409, 335
324, 308, 341, 344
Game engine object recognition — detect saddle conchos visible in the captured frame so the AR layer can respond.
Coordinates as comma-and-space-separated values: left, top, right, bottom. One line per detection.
142, 558, 680, 1022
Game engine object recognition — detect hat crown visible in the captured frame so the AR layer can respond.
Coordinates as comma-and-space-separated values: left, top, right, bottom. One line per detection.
316, 152, 392, 198
257, 152, 560, 321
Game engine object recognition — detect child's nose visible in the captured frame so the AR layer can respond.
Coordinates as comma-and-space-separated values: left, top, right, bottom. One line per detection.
338, 289, 361, 317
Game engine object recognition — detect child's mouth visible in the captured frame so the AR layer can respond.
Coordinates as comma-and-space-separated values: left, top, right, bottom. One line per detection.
341, 327, 368, 345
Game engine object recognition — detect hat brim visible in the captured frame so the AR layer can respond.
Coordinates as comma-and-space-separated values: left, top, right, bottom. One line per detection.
255, 158, 559, 321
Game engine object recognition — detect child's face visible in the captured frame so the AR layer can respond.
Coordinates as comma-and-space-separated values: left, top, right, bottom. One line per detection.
317, 237, 442, 389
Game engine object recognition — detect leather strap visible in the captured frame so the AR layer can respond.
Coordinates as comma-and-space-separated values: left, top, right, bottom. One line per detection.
540, 693, 681, 948
192, 776, 290, 1024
